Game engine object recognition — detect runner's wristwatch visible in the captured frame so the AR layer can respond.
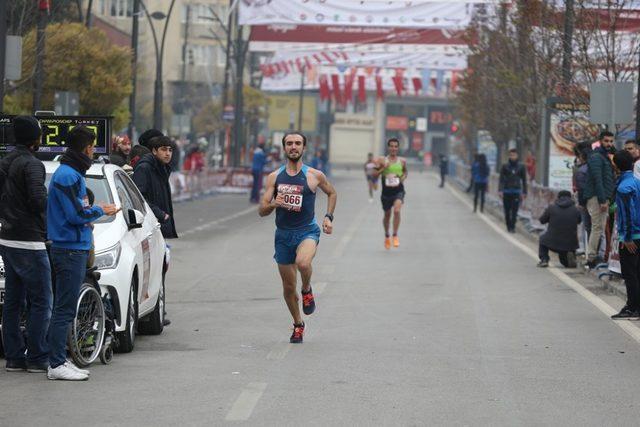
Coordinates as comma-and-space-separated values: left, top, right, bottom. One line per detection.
325, 213, 334, 222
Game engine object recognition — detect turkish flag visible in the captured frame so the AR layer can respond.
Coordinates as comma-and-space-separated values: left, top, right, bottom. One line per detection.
392, 75, 404, 97
331, 74, 342, 104
412, 77, 422, 95
344, 74, 355, 104
319, 75, 331, 101
358, 75, 366, 103
375, 75, 384, 100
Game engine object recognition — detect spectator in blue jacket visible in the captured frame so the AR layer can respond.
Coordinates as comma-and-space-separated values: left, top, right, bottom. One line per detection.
250, 142, 267, 203
611, 149, 640, 320
472, 153, 490, 213
46, 126, 119, 381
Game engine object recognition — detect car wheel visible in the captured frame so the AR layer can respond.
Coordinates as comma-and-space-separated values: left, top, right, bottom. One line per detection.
115, 278, 137, 353
138, 272, 165, 335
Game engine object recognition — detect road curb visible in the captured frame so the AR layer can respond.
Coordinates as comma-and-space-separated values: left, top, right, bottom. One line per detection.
451, 177, 628, 302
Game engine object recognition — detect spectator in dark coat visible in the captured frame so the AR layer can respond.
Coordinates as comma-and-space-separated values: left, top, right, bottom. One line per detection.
133, 136, 178, 239
499, 149, 528, 233
537, 190, 582, 268
0, 115, 52, 373
439, 154, 448, 188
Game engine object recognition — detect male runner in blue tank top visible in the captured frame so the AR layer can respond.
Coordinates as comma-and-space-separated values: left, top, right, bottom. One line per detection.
259, 132, 337, 343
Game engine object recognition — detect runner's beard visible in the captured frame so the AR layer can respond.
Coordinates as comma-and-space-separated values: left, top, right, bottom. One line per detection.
286, 152, 303, 162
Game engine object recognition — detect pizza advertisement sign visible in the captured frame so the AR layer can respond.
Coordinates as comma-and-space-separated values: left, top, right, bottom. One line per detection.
0, 115, 111, 155
545, 100, 600, 190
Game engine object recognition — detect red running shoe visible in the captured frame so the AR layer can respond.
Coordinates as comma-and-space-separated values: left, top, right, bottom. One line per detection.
290, 323, 305, 343
302, 288, 316, 315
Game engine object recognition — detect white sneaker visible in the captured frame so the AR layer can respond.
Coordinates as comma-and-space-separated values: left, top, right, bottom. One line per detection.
66, 360, 90, 376
47, 362, 89, 381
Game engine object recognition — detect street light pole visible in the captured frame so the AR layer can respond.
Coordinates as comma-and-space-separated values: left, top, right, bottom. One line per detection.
232, 10, 245, 167
140, 0, 176, 132
561, 0, 575, 89
128, 0, 140, 139
33, 0, 49, 112
0, 0, 7, 112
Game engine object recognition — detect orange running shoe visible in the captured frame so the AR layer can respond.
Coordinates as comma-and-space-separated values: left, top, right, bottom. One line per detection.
290, 323, 305, 343
393, 236, 399, 247
384, 237, 391, 250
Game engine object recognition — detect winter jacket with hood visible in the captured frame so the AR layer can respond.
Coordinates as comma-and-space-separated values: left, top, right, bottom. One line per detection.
539, 194, 582, 252
132, 153, 178, 239
615, 170, 640, 242
583, 146, 615, 204
0, 145, 48, 242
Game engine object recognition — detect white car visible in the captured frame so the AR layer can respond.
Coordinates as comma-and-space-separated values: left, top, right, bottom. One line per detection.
0, 161, 168, 354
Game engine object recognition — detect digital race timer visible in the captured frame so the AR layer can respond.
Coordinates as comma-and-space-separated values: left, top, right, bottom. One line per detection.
0, 115, 111, 154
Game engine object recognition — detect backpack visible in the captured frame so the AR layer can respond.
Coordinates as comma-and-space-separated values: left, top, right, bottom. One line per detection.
575, 163, 589, 205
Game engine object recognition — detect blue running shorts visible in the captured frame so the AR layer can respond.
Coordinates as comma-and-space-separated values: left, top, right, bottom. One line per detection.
274, 223, 321, 265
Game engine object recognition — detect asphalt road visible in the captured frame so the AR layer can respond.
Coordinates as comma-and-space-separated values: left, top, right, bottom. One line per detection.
2, 170, 640, 426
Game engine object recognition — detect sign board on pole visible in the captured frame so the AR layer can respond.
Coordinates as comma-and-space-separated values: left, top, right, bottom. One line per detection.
54, 91, 80, 116
416, 117, 428, 133
223, 105, 235, 122
589, 82, 634, 129
5, 36, 22, 81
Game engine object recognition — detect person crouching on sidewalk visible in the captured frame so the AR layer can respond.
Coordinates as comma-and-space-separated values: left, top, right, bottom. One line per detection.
611, 150, 640, 320
537, 190, 582, 268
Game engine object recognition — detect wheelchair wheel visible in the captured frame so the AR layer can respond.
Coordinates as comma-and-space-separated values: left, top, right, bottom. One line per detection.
68, 283, 106, 368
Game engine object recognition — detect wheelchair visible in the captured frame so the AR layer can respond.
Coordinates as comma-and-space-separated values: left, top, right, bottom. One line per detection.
0, 267, 116, 367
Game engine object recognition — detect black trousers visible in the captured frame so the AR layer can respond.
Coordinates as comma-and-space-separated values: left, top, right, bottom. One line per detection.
474, 182, 487, 212
439, 171, 446, 187
619, 241, 640, 310
503, 193, 520, 231
538, 244, 572, 267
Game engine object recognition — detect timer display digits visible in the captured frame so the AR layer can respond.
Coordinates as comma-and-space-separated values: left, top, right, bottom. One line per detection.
0, 115, 111, 154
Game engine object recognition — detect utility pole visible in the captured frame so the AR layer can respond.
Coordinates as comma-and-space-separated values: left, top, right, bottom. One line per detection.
220, 1, 233, 164
232, 9, 246, 167
0, 0, 7, 112
561, 0, 575, 89
128, 0, 140, 139
297, 64, 305, 130
33, 0, 49, 112
180, 4, 191, 135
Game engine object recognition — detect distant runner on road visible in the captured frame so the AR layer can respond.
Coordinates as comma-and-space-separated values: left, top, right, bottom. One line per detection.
374, 138, 407, 250
259, 132, 338, 343
364, 152, 379, 202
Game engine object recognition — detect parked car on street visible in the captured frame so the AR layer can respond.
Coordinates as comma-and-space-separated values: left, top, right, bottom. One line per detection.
0, 161, 169, 356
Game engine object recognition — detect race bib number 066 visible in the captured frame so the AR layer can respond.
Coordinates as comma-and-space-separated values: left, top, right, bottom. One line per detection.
278, 184, 304, 211
385, 175, 401, 187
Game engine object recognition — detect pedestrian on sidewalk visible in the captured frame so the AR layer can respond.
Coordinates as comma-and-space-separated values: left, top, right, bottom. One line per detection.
250, 142, 267, 203
438, 154, 448, 188
623, 139, 640, 179
611, 150, 640, 319
573, 144, 591, 255
498, 148, 527, 233
537, 191, 581, 268
47, 126, 119, 380
472, 153, 489, 213
0, 116, 52, 373
584, 131, 615, 268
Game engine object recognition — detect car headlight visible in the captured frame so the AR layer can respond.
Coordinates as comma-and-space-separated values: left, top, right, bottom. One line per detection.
94, 243, 121, 270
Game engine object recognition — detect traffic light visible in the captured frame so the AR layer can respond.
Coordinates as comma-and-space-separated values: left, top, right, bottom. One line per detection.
450, 121, 460, 134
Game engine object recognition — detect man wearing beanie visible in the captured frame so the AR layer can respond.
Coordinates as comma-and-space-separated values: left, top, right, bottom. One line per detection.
0, 115, 52, 373
46, 125, 119, 380
138, 128, 164, 149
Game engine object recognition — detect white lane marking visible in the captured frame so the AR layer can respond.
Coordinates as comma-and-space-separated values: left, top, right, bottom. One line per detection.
181, 206, 256, 236
266, 343, 292, 360
447, 182, 640, 344
332, 207, 368, 260
225, 382, 268, 421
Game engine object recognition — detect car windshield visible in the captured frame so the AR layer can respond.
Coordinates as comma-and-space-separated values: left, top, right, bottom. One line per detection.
45, 174, 114, 224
